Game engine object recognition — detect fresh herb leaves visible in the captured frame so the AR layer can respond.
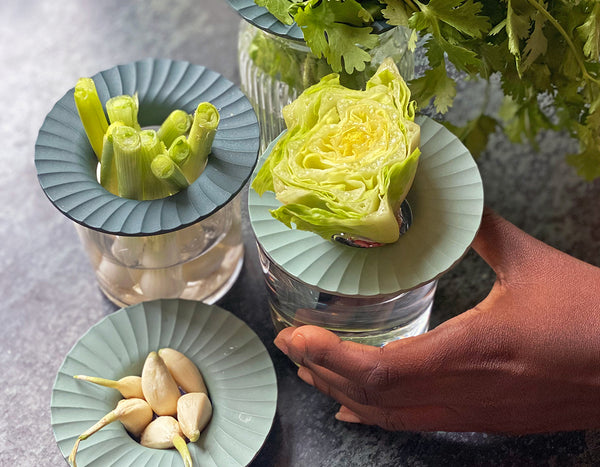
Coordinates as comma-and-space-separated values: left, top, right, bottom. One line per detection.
254, 0, 600, 180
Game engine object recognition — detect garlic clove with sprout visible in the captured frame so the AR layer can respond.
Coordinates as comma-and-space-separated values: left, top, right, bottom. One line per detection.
141, 351, 180, 416
140, 416, 193, 467
68, 398, 152, 467
177, 392, 212, 442
73, 374, 143, 399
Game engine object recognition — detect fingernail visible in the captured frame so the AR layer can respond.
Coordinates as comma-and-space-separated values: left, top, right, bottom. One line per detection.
274, 335, 289, 355
290, 332, 307, 356
335, 411, 362, 424
297, 366, 314, 386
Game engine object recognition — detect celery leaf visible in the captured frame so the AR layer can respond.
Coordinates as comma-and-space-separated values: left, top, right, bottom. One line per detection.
419, 0, 489, 39
519, 10, 547, 73
256, 0, 295, 25
294, 0, 378, 74
577, 3, 600, 61
506, 0, 531, 57
409, 64, 456, 113
380, 0, 411, 27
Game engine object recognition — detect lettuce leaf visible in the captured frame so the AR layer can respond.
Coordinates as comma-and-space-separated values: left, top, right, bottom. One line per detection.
252, 58, 420, 244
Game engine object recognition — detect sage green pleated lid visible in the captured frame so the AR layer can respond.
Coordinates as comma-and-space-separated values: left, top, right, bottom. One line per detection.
35, 58, 259, 236
51, 299, 277, 466
248, 116, 484, 297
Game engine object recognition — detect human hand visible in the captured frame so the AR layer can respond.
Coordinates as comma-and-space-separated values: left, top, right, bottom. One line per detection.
274, 208, 600, 434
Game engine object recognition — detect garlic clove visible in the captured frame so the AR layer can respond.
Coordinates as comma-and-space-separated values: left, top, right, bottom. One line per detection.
140, 416, 193, 467
68, 398, 152, 467
116, 398, 154, 438
141, 351, 180, 416
139, 415, 182, 449
177, 392, 212, 442
158, 347, 207, 395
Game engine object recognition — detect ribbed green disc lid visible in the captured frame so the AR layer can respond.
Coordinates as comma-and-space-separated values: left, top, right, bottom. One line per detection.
35, 58, 260, 236
248, 116, 484, 297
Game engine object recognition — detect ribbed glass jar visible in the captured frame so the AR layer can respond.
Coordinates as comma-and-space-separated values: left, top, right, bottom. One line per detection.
75, 195, 244, 307
238, 20, 415, 150
257, 242, 436, 347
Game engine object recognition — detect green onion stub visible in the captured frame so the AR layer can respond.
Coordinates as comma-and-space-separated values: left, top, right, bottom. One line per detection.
184, 102, 220, 183
112, 125, 143, 200
251, 57, 420, 245
106, 94, 141, 130
157, 109, 193, 149
74, 77, 109, 161
151, 154, 190, 195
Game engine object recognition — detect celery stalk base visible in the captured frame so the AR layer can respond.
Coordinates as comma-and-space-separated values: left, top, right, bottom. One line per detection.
74, 195, 243, 306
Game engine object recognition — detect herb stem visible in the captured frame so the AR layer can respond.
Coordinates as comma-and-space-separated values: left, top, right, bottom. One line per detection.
526, 0, 600, 87
403, 0, 420, 14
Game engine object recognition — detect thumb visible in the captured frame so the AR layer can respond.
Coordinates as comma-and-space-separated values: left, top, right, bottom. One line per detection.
470, 207, 547, 279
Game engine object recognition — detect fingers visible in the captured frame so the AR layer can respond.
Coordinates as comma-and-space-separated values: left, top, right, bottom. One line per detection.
335, 406, 364, 424
296, 357, 390, 408
295, 364, 394, 428
300, 367, 468, 432
275, 318, 475, 384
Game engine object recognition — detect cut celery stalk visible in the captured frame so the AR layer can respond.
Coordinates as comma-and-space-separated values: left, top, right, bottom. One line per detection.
100, 122, 125, 195
97, 256, 139, 289
106, 94, 141, 130
157, 109, 192, 149
183, 102, 220, 183
74, 78, 109, 161
139, 129, 169, 200
168, 135, 191, 168
111, 235, 145, 266
138, 233, 185, 299
138, 231, 184, 299
112, 125, 143, 200
151, 154, 189, 195
142, 231, 181, 268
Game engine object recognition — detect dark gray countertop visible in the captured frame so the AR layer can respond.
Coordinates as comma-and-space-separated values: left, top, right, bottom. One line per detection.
2, 1, 600, 465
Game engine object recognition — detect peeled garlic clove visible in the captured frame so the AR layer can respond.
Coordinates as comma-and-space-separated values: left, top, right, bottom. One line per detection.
177, 392, 212, 442
73, 374, 144, 399
141, 351, 180, 416
68, 398, 152, 467
117, 398, 154, 437
140, 416, 193, 467
158, 347, 207, 394
140, 415, 182, 449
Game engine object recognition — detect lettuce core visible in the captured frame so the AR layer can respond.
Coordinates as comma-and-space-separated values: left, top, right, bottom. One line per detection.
252, 58, 420, 245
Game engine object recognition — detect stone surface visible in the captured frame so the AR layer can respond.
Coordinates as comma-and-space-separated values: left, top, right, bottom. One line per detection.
1, 1, 599, 466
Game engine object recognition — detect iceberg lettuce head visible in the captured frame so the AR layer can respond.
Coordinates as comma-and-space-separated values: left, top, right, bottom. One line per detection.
251, 58, 420, 244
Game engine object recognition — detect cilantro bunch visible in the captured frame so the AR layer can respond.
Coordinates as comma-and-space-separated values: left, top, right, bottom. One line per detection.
255, 0, 600, 181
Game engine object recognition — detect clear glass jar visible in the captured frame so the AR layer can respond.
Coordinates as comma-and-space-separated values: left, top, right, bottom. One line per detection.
257, 242, 436, 347
238, 20, 415, 151
75, 195, 244, 307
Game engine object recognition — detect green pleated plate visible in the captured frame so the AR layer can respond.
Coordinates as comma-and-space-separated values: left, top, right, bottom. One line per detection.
35, 58, 259, 236
248, 116, 484, 296
51, 299, 277, 466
